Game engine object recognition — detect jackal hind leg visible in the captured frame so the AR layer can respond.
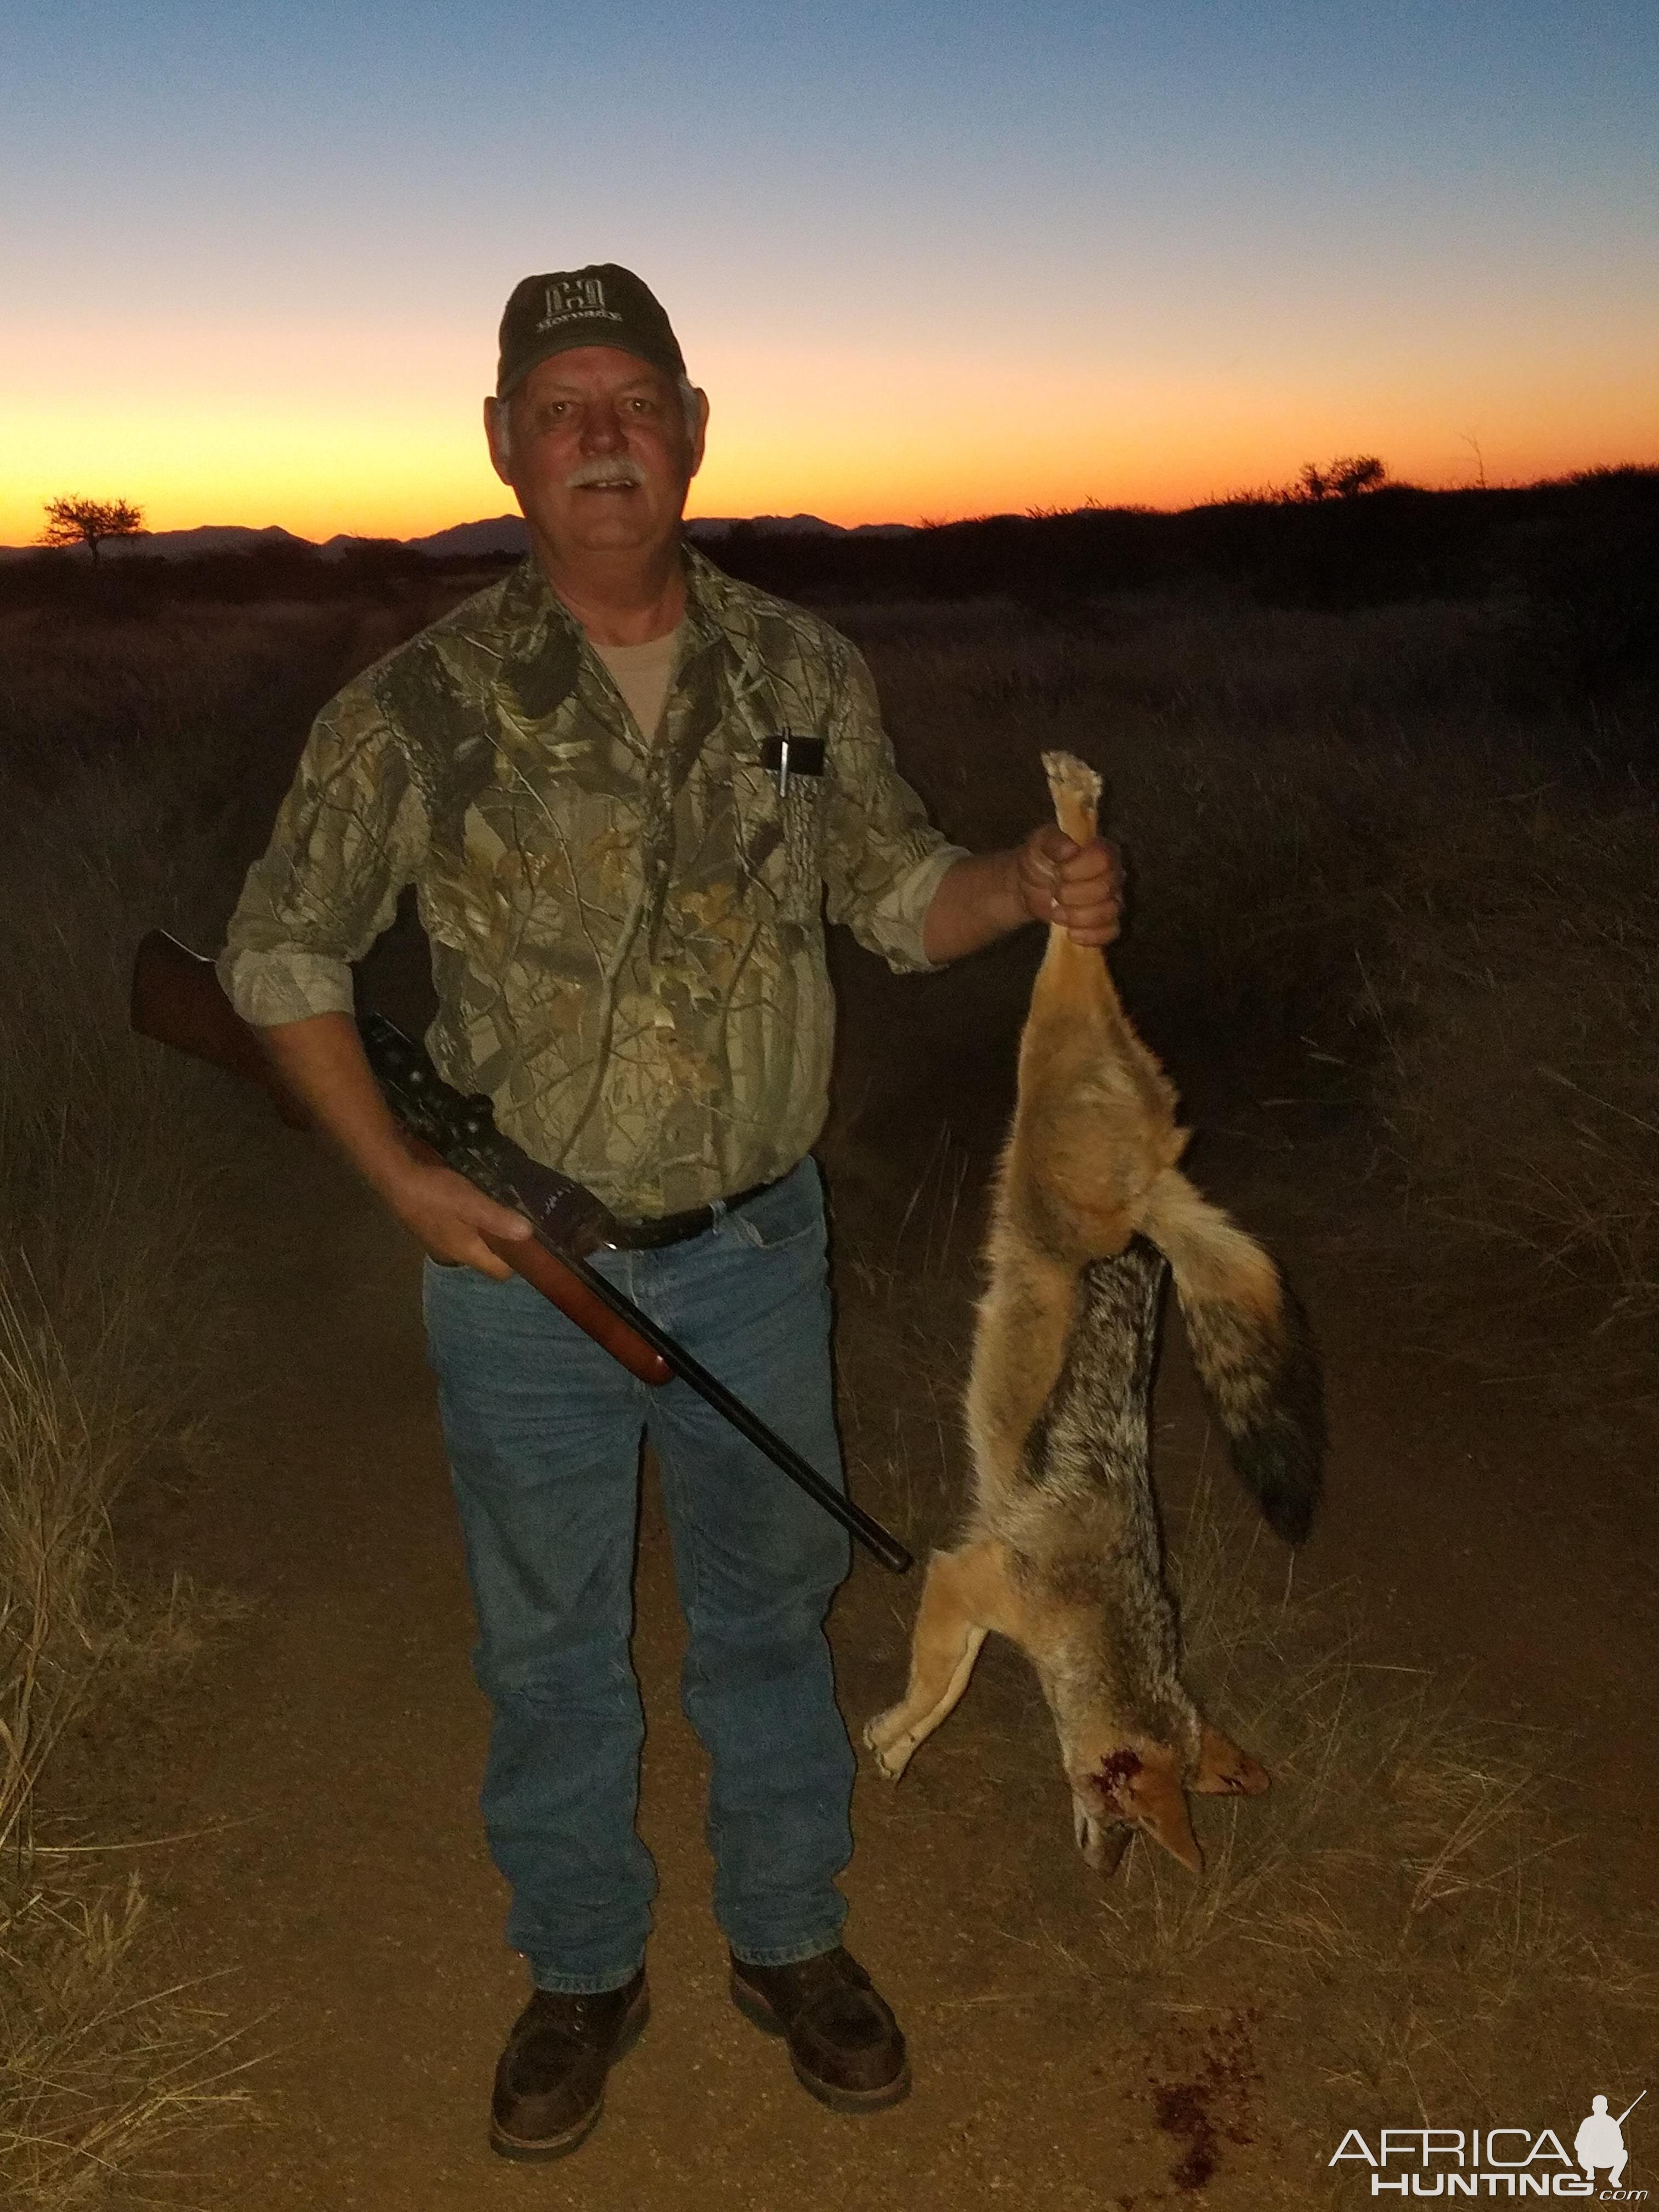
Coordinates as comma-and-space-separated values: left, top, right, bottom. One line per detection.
864, 1542, 1021, 1780
1041, 749, 1102, 845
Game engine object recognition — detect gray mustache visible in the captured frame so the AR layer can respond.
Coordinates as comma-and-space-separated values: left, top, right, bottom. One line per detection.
565, 458, 645, 490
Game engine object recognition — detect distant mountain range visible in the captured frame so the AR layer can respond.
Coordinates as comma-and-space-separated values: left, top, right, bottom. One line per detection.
0, 514, 918, 562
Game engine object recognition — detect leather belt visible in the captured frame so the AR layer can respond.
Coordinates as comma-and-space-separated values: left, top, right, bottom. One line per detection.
605, 1177, 781, 1251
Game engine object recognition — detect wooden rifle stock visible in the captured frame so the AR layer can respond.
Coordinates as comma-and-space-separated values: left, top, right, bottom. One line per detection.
131, 930, 316, 1129
129, 930, 672, 1386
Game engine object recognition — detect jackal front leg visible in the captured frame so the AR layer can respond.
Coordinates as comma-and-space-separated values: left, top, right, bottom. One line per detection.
864, 1541, 1022, 1780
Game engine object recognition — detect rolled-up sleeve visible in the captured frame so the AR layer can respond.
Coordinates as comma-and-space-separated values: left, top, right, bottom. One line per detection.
218, 681, 428, 1026
820, 646, 967, 973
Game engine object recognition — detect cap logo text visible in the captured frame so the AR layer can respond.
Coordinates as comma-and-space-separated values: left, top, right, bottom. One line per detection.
536, 276, 622, 331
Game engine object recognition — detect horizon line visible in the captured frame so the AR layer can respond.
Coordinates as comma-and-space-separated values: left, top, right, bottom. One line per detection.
8, 460, 1658, 558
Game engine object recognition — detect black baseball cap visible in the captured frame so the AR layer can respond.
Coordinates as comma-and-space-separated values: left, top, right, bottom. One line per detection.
495, 265, 687, 399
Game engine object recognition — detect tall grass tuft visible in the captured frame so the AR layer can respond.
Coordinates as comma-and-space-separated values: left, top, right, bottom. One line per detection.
0, 600, 357, 2202
0, 1271, 250, 2209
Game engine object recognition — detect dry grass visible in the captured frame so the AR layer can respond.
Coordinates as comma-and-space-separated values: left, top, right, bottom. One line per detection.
0, 1258, 255, 2204
1102, 1461, 1657, 2174
1, 1826, 250, 2212
0, 612, 326, 2203
1368, 801, 1659, 1391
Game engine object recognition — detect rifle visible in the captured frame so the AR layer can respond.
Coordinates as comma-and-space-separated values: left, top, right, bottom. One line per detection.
131, 931, 912, 1576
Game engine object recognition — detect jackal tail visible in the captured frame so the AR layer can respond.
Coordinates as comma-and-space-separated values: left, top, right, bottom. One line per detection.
1138, 1170, 1325, 1545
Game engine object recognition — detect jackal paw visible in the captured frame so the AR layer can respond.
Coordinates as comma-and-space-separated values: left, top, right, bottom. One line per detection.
862, 1713, 916, 1781
1041, 749, 1103, 810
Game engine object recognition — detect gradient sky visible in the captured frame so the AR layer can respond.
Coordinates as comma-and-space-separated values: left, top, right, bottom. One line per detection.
3, 1, 1656, 541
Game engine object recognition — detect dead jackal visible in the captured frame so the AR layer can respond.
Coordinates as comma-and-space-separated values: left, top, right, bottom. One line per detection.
865, 751, 1323, 1876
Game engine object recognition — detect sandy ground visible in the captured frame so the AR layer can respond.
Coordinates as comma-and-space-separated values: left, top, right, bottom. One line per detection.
112, 951, 1658, 2212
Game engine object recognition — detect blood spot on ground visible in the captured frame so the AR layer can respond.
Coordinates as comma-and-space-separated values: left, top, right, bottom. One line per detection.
1141, 2008, 1263, 2194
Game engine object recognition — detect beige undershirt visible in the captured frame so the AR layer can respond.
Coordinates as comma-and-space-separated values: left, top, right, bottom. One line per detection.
591, 624, 684, 743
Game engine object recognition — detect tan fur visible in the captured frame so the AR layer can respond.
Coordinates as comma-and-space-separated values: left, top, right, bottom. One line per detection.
868, 751, 1313, 1880
966, 755, 1186, 1500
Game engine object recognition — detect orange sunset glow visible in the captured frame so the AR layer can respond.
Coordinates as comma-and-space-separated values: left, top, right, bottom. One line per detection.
6, 337, 1656, 550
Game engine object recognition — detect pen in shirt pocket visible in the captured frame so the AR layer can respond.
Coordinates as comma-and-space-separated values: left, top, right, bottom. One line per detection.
762, 732, 826, 800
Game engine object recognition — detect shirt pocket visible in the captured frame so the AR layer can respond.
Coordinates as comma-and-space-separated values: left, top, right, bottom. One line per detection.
763, 733, 830, 928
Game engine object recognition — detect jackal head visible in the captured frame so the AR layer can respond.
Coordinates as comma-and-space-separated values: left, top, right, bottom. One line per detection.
1066, 1724, 1269, 1876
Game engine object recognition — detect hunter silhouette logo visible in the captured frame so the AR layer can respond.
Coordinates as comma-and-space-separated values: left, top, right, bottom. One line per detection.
1329, 2089, 1646, 2197
1576, 2094, 1643, 2192
536, 275, 622, 330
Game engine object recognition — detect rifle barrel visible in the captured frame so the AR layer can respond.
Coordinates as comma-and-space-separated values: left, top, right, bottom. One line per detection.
558, 1244, 913, 1575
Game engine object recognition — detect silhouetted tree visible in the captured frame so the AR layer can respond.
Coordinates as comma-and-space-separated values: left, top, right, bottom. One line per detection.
1296, 461, 1330, 503
40, 495, 145, 564
1329, 454, 1387, 498
1293, 456, 1387, 503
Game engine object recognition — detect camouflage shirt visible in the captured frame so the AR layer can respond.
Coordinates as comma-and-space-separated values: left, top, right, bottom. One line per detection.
221, 546, 965, 1216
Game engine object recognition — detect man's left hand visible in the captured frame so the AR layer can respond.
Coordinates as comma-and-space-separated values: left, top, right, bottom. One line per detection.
1015, 823, 1122, 946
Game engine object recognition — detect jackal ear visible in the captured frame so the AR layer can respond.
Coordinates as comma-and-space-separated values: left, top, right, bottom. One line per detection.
1124, 1765, 1203, 1875
1192, 1723, 1270, 1798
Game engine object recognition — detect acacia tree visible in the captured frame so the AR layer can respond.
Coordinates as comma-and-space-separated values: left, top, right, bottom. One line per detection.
39, 495, 145, 565
1294, 456, 1387, 503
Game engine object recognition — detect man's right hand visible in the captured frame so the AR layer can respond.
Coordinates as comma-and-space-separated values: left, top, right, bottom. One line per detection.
257, 1009, 534, 1282
380, 1154, 534, 1280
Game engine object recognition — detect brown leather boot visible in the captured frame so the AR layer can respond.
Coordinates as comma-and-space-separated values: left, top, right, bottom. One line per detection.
729, 1946, 910, 2112
488, 1967, 648, 2161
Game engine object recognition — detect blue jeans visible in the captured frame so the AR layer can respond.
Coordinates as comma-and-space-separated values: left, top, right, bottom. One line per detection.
422, 1158, 855, 1995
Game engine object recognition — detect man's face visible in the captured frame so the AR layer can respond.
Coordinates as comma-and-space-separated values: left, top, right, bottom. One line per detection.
485, 347, 708, 563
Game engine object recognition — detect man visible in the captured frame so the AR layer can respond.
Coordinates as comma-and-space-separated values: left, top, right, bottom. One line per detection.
220, 264, 1119, 2160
